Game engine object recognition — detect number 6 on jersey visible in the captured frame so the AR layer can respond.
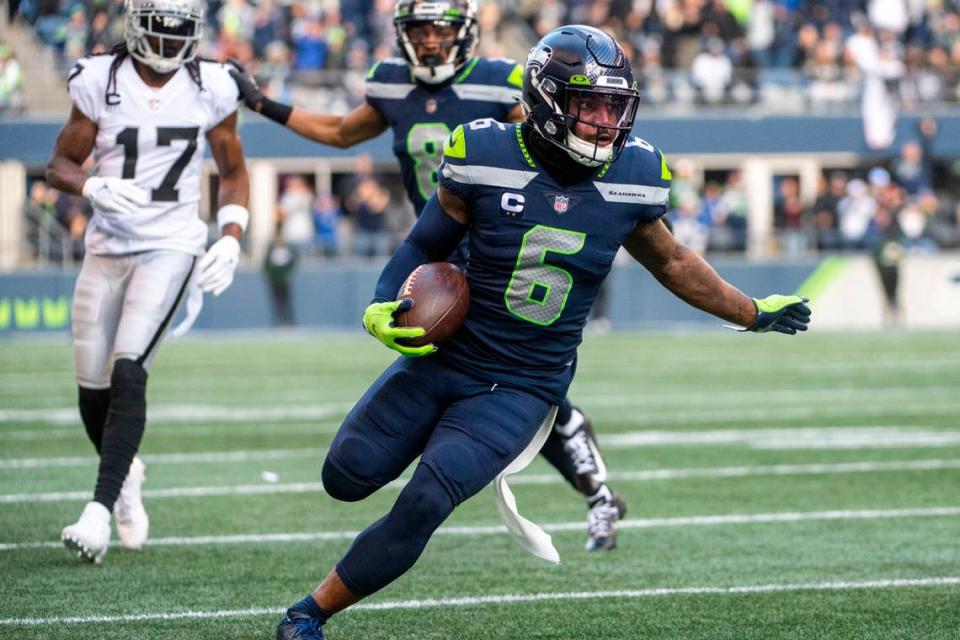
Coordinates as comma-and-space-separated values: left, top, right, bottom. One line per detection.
504, 225, 585, 326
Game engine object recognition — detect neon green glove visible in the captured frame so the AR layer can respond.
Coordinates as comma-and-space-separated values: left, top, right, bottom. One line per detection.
748, 295, 811, 334
362, 299, 436, 357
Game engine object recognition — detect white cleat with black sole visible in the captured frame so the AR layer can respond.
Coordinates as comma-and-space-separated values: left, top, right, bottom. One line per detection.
61, 501, 111, 563
115, 456, 149, 550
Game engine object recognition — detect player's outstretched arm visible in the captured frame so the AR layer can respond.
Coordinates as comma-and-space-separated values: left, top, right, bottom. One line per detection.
364, 186, 471, 356
624, 219, 811, 334
197, 111, 250, 296
229, 62, 387, 148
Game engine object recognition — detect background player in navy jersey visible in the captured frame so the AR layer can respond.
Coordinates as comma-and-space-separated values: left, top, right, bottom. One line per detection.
274, 25, 810, 640
232, 0, 629, 551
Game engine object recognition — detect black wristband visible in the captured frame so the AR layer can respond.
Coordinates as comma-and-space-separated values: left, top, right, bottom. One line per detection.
258, 98, 293, 125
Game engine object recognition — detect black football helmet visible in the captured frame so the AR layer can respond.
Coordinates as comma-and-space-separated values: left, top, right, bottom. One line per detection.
394, 0, 478, 84
522, 26, 640, 167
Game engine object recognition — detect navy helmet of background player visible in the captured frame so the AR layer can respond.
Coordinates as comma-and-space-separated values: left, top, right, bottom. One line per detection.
227, 0, 523, 215
394, 0, 479, 84
47, 0, 250, 564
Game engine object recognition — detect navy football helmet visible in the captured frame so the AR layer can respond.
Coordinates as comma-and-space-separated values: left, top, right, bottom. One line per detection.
522, 26, 639, 167
394, 0, 479, 84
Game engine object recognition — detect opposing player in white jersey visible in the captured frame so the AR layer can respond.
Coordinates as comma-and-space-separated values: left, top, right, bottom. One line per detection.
45, 0, 250, 563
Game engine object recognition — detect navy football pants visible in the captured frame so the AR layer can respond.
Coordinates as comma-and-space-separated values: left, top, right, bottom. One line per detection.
324, 355, 551, 596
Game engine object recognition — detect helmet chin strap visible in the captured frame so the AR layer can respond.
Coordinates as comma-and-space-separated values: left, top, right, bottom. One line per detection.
565, 132, 612, 167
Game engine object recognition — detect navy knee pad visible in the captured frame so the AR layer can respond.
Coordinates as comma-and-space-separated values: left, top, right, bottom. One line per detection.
322, 458, 378, 503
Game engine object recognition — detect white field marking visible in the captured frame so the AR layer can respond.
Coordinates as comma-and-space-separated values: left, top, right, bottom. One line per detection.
0, 404, 351, 425
2, 576, 959, 625
4, 506, 960, 552
0, 421, 344, 441
1, 386, 956, 424
0, 447, 329, 470
579, 385, 960, 408
4, 396, 959, 432
4, 458, 960, 504
600, 427, 960, 449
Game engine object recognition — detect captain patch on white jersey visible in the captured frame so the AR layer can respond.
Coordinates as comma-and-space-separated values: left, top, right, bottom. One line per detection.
68, 53, 239, 256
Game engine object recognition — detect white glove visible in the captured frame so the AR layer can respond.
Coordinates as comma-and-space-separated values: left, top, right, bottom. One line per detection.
196, 235, 241, 296
82, 176, 150, 217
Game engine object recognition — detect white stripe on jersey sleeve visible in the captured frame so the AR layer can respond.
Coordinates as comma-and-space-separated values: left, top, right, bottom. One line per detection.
451, 84, 520, 104
442, 163, 538, 189
365, 82, 416, 100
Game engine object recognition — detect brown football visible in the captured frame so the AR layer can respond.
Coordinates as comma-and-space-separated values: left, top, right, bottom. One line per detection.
395, 262, 470, 347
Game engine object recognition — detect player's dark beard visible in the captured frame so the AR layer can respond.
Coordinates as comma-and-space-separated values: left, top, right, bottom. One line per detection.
522, 123, 597, 187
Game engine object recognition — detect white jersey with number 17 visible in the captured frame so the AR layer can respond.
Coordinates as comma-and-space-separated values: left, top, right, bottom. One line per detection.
67, 53, 239, 256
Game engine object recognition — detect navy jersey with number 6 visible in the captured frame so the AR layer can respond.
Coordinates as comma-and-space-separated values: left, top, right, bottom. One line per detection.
436, 120, 672, 403
365, 56, 522, 215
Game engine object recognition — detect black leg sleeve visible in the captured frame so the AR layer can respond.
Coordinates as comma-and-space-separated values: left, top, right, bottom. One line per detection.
93, 359, 147, 510
78, 386, 111, 453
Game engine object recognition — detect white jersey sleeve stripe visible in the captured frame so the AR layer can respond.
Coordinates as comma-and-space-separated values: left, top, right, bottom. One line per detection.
451, 84, 520, 104
442, 163, 538, 189
365, 82, 416, 100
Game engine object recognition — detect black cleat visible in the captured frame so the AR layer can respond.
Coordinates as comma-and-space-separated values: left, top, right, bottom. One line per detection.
585, 492, 626, 551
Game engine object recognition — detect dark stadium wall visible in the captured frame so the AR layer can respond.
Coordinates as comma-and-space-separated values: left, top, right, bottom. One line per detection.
4, 115, 960, 164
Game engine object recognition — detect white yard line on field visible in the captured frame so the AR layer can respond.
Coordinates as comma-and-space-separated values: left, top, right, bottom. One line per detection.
601, 427, 960, 449
4, 457, 960, 503
2, 400, 958, 431
4, 427, 960, 469
1, 386, 958, 425
3, 506, 960, 552
0, 448, 328, 469
0, 404, 351, 425
1, 576, 958, 626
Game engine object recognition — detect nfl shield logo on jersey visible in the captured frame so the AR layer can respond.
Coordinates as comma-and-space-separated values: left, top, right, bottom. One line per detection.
553, 195, 570, 214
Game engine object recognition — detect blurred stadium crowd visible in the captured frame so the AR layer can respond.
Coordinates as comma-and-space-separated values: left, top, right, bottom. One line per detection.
10, 0, 960, 111
6, 0, 960, 264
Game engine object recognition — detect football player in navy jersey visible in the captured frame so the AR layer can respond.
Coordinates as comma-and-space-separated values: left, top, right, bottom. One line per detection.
274, 25, 810, 640
233, 0, 633, 552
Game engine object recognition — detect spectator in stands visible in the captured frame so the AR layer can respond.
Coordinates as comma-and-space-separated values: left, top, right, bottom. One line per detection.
671, 191, 710, 255
63, 5, 89, 64
894, 140, 933, 195
811, 172, 846, 250
0, 43, 23, 116
716, 169, 748, 251
347, 177, 393, 258
87, 8, 115, 54
251, 0, 287, 59
263, 220, 298, 327
294, 16, 329, 71
312, 191, 342, 259
691, 38, 733, 103
774, 176, 808, 256
278, 175, 316, 256
218, 0, 256, 43
838, 178, 876, 250
867, 205, 904, 326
